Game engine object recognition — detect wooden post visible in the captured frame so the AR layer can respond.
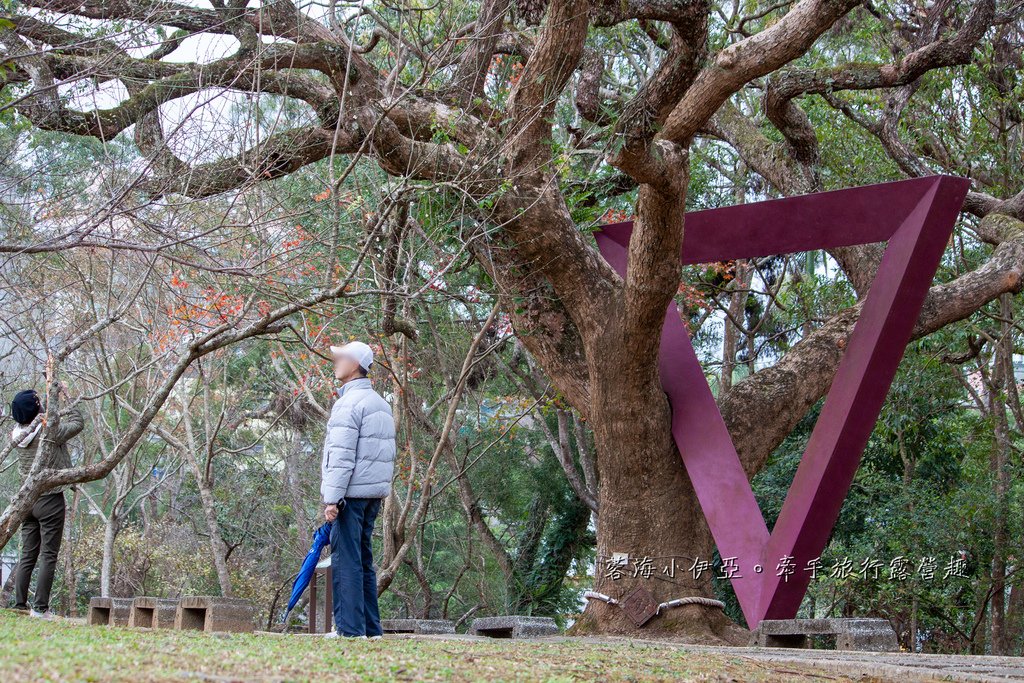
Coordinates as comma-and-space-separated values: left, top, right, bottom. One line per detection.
325, 566, 333, 630
309, 574, 317, 634
308, 566, 334, 633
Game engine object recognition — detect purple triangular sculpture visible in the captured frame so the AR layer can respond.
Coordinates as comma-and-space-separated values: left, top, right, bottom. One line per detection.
594, 175, 970, 627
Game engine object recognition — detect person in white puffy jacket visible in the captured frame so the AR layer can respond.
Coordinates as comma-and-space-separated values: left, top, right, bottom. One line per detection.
320, 341, 395, 639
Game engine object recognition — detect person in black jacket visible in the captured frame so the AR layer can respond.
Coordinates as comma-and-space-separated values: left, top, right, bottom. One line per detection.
9, 388, 84, 618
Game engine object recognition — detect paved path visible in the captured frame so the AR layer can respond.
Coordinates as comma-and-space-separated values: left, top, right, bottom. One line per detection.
684, 644, 1024, 682
596, 637, 1024, 681
369, 632, 1024, 681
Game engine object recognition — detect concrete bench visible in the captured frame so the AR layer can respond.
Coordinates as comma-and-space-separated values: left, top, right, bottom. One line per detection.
469, 616, 559, 638
88, 597, 132, 627
382, 619, 456, 635
175, 596, 255, 633
751, 618, 898, 652
129, 597, 178, 629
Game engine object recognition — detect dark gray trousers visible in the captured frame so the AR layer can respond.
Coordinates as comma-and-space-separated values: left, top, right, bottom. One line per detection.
14, 492, 66, 613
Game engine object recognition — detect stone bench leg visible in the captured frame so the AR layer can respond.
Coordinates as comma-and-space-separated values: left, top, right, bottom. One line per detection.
469, 616, 559, 638
88, 597, 132, 627
759, 633, 812, 648
130, 598, 179, 629
837, 628, 899, 652
475, 625, 514, 638
753, 618, 898, 652
175, 596, 256, 633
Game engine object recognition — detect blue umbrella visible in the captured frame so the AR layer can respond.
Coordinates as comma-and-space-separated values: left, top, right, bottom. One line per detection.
281, 521, 332, 628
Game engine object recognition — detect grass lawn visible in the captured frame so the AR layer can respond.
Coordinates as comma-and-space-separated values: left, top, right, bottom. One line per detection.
0, 609, 869, 682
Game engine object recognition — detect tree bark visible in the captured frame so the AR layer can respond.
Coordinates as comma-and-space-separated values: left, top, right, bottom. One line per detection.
567, 168, 743, 641
62, 486, 81, 616
196, 475, 234, 597
101, 513, 118, 597
570, 371, 744, 641
180, 396, 234, 597
721, 261, 750, 392
283, 429, 310, 556
989, 293, 1014, 655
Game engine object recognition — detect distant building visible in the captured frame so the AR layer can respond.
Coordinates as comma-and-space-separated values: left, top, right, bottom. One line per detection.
1, 550, 17, 586
963, 355, 1024, 406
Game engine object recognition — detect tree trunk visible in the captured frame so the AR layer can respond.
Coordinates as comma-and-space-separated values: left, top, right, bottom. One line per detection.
196, 477, 234, 596
989, 293, 1013, 655
721, 174, 749, 392
721, 260, 750, 392
973, 591, 988, 655
284, 430, 310, 556
62, 486, 81, 615
100, 512, 122, 597
180, 394, 234, 596
721, 284, 742, 392
1007, 577, 1024, 655
570, 375, 745, 643
909, 594, 919, 652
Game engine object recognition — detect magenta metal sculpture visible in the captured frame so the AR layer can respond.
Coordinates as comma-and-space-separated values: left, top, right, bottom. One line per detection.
594, 175, 971, 628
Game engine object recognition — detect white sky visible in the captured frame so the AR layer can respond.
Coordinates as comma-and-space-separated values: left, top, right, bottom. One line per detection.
37, 0, 334, 164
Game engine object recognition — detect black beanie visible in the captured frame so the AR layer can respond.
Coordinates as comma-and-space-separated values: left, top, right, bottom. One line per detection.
11, 389, 41, 425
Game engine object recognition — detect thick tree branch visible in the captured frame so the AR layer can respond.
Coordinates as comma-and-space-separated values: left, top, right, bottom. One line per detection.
723, 225, 1024, 478
448, 0, 512, 109
659, 0, 862, 145
137, 125, 359, 198
763, 0, 995, 166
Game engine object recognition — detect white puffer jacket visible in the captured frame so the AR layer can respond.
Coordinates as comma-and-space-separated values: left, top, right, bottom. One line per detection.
320, 378, 396, 504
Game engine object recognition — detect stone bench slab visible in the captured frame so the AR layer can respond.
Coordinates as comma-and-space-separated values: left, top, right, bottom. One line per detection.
751, 618, 898, 652
469, 616, 559, 638
175, 596, 255, 633
382, 619, 455, 635
88, 597, 132, 627
129, 597, 179, 629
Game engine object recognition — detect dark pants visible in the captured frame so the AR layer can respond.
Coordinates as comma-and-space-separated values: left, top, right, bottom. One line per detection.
15, 492, 66, 613
329, 496, 383, 637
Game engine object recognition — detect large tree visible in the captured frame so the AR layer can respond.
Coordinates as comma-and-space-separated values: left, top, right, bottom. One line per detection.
2, 0, 1023, 639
